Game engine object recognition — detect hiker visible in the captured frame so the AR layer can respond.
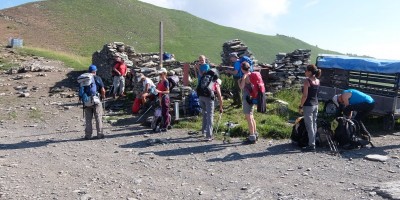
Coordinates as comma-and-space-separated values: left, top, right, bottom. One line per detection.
195, 55, 210, 80
137, 73, 156, 104
82, 65, 106, 140
239, 62, 258, 143
112, 55, 128, 99
197, 69, 223, 141
332, 89, 375, 137
225, 53, 253, 108
299, 64, 321, 151
155, 68, 171, 132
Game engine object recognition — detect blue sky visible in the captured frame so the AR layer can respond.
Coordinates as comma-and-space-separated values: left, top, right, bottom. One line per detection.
2, 0, 399, 60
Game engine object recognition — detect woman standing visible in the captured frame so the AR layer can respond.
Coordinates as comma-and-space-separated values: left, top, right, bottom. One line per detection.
239, 62, 258, 144
155, 68, 171, 132
299, 64, 321, 151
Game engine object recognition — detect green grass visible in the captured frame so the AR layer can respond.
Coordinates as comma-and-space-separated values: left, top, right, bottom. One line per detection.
173, 89, 306, 139
17, 47, 92, 70
28, 109, 43, 120
11, 0, 338, 64
0, 57, 16, 71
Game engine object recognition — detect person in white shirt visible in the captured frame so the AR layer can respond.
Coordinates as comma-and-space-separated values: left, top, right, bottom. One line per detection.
137, 73, 156, 104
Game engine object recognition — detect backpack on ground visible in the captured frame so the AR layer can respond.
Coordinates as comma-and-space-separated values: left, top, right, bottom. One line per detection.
196, 68, 219, 99
167, 75, 179, 91
188, 90, 202, 116
334, 117, 372, 149
291, 117, 308, 147
239, 56, 254, 72
77, 73, 100, 107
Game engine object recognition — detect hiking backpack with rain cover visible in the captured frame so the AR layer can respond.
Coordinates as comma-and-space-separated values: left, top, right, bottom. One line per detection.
196, 68, 219, 99
77, 73, 100, 107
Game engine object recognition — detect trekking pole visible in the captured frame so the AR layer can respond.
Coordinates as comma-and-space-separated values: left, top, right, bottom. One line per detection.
214, 112, 223, 135
136, 104, 153, 123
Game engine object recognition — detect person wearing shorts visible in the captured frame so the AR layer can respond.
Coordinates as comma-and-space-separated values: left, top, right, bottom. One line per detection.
239, 62, 258, 143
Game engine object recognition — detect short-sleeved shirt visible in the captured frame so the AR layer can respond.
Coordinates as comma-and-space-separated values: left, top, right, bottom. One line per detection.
113, 61, 127, 76
198, 64, 210, 79
143, 78, 155, 89
94, 75, 105, 93
157, 79, 169, 98
233, 61, 243, 78
344, 89, 374, 105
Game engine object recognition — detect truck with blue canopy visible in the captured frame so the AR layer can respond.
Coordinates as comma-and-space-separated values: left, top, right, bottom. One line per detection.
316, 54, 400, 130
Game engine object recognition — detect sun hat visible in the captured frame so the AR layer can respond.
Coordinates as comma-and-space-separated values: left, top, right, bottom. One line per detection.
158, 68, 168, 74
88, 65, 97, 72
229, 52, 239, 58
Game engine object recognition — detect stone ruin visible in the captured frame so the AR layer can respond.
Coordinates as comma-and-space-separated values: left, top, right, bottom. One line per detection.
92, 42, 192, 104
266, 49, 311, 93
92, 41, 312, 103
221, 39, 257, 66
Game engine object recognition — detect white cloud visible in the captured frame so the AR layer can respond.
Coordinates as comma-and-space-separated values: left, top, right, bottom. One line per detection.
138, 0, 290, 34
303, 0, 319, 9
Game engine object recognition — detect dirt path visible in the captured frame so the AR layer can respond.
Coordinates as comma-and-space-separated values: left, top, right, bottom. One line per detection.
1, 50, 400, 199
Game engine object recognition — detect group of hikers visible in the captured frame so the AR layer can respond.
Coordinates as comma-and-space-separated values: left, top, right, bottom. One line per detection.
77, 51, 376, 149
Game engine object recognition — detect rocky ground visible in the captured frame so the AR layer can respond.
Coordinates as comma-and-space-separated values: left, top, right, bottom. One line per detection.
1, 48, 400, 200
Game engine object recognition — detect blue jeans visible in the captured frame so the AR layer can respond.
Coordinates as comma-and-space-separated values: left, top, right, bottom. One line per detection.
303, 105, 318, 146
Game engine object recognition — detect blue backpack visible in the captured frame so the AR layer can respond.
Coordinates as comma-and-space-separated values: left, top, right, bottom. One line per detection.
188, 90, 201, 115
239, 56, 254, 72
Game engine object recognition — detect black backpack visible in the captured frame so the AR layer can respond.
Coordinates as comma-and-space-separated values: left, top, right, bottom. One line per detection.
196, 68, 219, 99
167, 75, 179, 91
334, 117, 373, 149
291, 117, 308, 147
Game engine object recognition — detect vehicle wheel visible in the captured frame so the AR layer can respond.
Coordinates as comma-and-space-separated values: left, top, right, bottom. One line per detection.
323, 100, 339, 117
383, 114, 395, 131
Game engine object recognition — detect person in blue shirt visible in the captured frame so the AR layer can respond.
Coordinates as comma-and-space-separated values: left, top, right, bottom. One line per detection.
225, 52, 243, 107
195, 55, 210, 80
332, 89, 375, 135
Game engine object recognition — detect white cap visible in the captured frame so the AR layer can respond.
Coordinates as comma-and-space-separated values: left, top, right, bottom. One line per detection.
216, 79, 222, 85
158, 68, 168, 74
332, 95, 339, 107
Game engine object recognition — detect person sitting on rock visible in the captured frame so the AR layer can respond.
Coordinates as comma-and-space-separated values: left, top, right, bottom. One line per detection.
137, 73, 156, 104
112, 55, 127, 99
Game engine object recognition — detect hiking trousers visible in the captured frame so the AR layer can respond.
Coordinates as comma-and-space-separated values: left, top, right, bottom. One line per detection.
160, 95, 171, 129
199, 96, 215, 138
113, 76, 125, 95
85, 103, 103, 138
233, 77, 242, 106
303, 105, 318, 146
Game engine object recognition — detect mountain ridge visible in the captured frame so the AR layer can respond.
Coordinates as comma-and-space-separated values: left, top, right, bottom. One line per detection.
0, 0, 338, 63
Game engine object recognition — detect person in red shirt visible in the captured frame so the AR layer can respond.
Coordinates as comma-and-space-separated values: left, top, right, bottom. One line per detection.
155, 68, 171, 132
112, 56, 127, 99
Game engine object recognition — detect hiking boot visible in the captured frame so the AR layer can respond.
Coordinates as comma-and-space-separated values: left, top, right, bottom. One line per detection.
302, 145, 316, 152
161, 128, 168, 132
167, 125, 172, 130
84, 136, 91, 140
245, 134, 257, 144
96, 134, 105, 139
205, 137, 213, 142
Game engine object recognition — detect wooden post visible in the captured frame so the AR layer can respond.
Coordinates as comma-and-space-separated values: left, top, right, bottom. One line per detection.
158, 21, 163, 70
183, 63, 190, 86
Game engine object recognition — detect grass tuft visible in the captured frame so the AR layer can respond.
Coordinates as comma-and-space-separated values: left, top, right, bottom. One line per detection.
17, 47, 91, 70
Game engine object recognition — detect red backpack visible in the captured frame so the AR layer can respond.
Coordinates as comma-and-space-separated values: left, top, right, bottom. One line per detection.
248, 72, 265, 99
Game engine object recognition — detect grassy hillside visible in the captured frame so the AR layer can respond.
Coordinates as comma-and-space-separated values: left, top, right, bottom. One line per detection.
1, 0, 337, 64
